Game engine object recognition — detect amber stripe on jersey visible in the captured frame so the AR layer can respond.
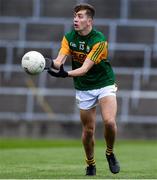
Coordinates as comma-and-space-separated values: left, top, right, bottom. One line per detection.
59, 36, 71, 55
91, 42, 105, 62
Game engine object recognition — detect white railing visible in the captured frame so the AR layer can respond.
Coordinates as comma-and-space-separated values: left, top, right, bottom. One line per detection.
0, 40, 153, 81
0, 0, 157, 123
1, 65, 157, 123
0, 85, 157, 123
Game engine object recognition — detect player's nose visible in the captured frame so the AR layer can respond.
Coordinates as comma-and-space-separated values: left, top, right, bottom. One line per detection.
74, 16, 79, 22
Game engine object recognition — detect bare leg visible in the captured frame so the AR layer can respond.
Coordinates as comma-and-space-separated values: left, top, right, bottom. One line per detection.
80, 107, 96, 160
99, 96, 117, 154
99, 95, 120, 174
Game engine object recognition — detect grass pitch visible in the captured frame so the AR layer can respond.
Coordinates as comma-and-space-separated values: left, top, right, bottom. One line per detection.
0, 139, 157, 179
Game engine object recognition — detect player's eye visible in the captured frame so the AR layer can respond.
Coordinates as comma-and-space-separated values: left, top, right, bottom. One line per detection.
78, 14, 84, 19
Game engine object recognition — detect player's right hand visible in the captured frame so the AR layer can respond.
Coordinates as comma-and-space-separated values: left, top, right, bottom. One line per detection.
44, 58, 54, 70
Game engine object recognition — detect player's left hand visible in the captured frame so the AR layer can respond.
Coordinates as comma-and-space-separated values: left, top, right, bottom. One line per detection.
47, 64, 68, 78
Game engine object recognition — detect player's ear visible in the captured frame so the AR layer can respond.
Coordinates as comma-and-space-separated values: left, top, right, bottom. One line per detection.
87, 18, 93, 25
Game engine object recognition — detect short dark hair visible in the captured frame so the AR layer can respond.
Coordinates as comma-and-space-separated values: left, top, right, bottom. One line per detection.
74, 3, 95, 19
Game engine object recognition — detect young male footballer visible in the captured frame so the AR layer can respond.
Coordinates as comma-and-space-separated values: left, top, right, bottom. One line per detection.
47, 3, 120, 176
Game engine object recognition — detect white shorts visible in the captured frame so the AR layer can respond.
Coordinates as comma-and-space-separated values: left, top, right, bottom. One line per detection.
76, 85, 117, 110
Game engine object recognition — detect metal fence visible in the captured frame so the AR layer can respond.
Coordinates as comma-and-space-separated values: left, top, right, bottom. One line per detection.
0, 0, 157, 123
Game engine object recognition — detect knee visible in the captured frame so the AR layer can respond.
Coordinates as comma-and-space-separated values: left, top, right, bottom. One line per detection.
105, 119, 116, 130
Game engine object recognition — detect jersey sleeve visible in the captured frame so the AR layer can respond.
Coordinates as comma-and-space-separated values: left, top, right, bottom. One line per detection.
59, 36, 71, 55
87, 41, 108, 64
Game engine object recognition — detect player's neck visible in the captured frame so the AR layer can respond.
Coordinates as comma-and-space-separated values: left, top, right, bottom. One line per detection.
78, 26, 92, 36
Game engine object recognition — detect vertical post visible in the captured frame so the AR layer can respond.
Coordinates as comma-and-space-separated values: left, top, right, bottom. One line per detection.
121, 96, 129, 122
132, 71, 141, 108
143, 46, 151, 82
4, 45, 13, 80
26, 92, 34, 120
120, 0, 129, 20
33, 0, 41, 18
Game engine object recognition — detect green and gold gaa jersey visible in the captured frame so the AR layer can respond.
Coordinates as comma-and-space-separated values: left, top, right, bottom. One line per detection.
59, 29, 115, 90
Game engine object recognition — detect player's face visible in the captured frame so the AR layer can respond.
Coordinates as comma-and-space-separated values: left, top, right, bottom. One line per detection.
73, 10, 92, 33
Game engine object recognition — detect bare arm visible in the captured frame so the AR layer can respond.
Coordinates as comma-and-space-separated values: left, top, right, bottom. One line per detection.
53, 54, 68, 70
68, 59, 94, 77
47, 58, 94, 78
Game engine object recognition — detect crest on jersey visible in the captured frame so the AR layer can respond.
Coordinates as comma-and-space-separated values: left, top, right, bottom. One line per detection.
79, 41, 85, 50
86, 45, 90, 53
70, 42, 77, 48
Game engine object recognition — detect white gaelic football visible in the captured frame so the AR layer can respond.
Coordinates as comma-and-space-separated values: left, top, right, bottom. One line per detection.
21, 51, 45, 75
